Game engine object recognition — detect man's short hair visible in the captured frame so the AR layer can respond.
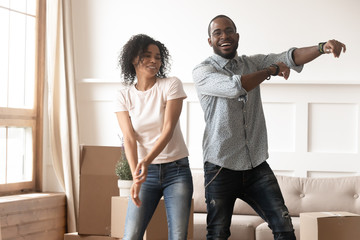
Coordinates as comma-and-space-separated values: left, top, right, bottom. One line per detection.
208, 15, 237, 37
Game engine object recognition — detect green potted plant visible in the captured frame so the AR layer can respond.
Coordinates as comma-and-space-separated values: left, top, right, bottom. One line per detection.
115, 145, 133, 197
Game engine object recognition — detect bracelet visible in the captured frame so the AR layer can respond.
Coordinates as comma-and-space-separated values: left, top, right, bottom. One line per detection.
318, 42, 326, 54
265, 68, 272, 80
265, 64, 280, 80
270, 64, 280, 76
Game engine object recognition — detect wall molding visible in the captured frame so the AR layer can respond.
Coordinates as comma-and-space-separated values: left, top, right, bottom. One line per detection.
76, 80, 360, 177
78, 78, 360, 85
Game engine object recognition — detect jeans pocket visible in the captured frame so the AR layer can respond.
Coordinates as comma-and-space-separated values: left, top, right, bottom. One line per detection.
172, 157, 192, 177
204, 161, 221, 174
174, 157, 190, 168
255, 161, 277, 182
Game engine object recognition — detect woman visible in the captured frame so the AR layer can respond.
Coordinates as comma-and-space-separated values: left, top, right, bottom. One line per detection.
114, 34, 193, 240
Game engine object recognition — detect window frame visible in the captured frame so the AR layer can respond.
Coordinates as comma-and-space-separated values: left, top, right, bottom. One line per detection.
0, 0, 45, 195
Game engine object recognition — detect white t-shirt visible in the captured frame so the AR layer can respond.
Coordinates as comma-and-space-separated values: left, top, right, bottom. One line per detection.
114, 77, 189, 164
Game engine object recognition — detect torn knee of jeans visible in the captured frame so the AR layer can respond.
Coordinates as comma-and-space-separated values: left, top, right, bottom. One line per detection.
210, 199, 216, 206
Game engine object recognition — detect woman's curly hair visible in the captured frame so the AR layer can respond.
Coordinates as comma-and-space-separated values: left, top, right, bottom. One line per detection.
119, 34, 171, 85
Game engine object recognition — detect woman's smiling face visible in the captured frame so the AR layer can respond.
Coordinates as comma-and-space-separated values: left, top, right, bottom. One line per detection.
133, 44, 162, 78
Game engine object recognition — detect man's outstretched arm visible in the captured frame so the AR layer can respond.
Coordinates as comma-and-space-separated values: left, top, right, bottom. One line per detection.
292, 39, 346, 66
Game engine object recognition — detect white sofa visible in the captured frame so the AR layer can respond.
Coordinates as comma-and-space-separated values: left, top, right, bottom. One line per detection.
192, 171, 360, 240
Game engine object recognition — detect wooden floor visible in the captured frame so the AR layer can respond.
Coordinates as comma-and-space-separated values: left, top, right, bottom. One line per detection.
0, 192, 66, 240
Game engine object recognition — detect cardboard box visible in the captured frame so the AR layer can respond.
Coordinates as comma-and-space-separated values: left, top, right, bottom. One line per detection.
78, 146, 122, 235
300, 212, 360, 240
111, 197, 194, 239
64, 232, 119, 240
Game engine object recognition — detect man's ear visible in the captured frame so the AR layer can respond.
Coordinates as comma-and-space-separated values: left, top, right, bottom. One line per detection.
208, 38, 213, 47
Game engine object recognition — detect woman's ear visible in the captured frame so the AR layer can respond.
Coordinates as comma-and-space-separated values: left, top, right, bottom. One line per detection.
132, 56, 140, 67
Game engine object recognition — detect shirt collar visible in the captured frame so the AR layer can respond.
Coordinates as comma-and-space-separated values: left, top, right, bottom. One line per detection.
211, 52, 239, 68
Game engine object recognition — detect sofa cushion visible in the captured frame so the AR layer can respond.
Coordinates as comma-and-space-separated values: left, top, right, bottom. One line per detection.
230, 215, 264, 240
233, 197, 257, 215
192, 170, 257, 215
277, 175, 360, 216
255, 217, 300, 240
194, 212, 264, 240
193, 213, 207, 240
192, 171, 207, 213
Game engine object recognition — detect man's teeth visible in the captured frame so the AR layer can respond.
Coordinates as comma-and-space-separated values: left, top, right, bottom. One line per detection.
221, 43, 231, 47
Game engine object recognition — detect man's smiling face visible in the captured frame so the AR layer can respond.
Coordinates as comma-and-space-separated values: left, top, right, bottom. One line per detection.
208, 17, 239, 59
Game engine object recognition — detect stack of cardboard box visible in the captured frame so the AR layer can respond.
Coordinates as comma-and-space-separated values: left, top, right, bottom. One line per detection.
64, 145, 193, 240
64, 145, 121, 240
300, 212, 360, 240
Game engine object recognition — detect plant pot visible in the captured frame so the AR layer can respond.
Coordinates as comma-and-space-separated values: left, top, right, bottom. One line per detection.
118, 179, 133, 197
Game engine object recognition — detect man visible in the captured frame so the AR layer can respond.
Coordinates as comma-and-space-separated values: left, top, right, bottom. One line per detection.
192, 15, 346, 240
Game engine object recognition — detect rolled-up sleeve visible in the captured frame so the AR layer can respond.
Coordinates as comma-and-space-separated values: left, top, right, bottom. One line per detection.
286, 47, 303, 73
250, 48, 304, 73
192, 61, 247, 99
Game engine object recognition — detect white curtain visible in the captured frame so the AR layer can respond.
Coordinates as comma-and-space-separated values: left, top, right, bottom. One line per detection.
46, 0, 79, 232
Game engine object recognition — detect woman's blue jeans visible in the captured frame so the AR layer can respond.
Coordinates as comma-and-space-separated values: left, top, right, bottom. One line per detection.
123, 157, 193, 240
204, 161, 296, 240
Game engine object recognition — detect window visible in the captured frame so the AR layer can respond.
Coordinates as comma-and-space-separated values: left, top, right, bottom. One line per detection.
0, 0, 45, 195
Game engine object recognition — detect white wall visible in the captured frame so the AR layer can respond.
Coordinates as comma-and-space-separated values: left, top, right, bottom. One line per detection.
51, 0, 360, 189
71, 0, 360, 83
182, 82, 360, 177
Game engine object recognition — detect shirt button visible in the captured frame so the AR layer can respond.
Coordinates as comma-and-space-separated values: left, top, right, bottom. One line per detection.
354, 194, 359, 199
300, 193, 305, 198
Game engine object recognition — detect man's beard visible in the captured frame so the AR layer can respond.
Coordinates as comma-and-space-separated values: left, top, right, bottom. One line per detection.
213, 42, 238, 59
